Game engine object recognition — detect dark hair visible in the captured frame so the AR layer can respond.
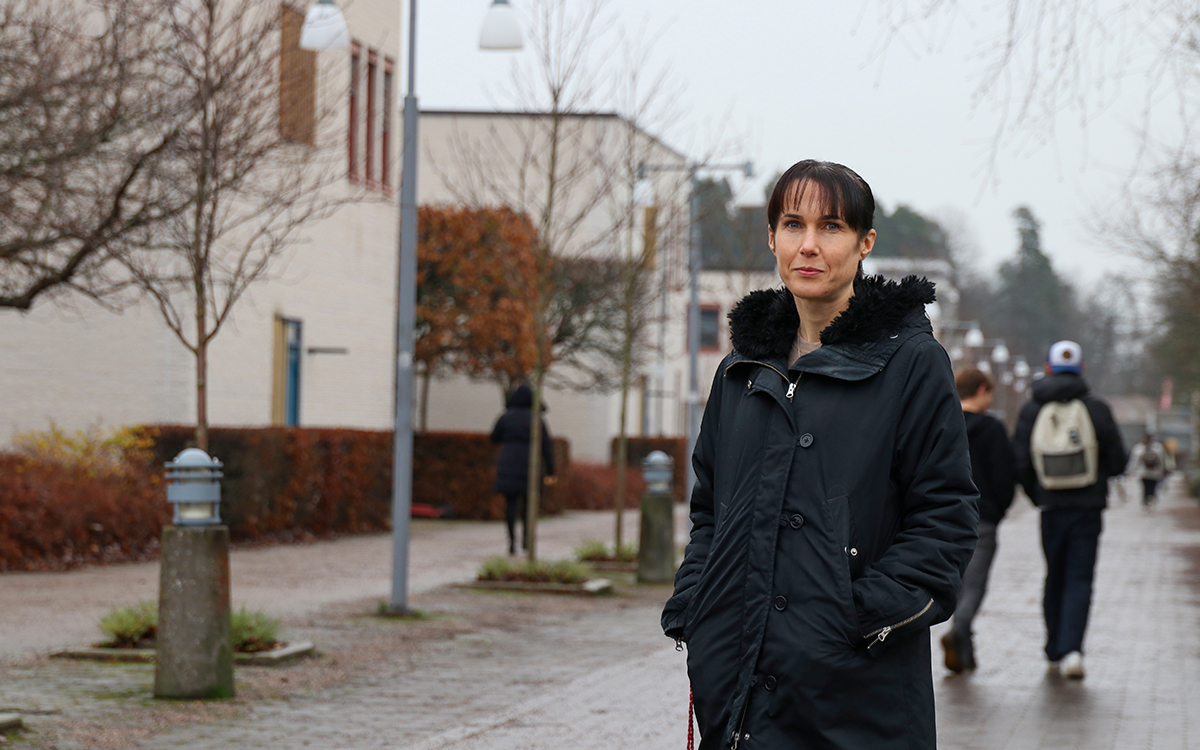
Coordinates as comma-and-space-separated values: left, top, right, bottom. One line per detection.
955, 367, 994, 400
767, 160, 875, 238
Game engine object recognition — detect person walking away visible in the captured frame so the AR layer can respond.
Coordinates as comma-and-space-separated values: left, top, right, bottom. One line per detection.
489, 384, 555, 555
1127, 432, 1166, 507
1012, 340, 1127, 680
662, 160, 978, 750
941, 367, 1015, 673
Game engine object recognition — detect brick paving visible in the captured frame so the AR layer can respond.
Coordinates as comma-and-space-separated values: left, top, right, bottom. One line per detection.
3, 479, 1200, 749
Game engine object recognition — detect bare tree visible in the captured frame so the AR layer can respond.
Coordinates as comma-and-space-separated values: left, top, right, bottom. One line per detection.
428, 0, 628, 560
124, 0, 372, 449
0, 0, 184, 310
870, 0, 1199, 173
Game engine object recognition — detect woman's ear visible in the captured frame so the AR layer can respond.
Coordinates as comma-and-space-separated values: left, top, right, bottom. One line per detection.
768, 227, 777, 255
860, 228, 876, 259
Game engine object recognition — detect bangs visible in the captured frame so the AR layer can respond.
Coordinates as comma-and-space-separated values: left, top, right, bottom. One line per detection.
767, 160, 875, 235
778, 179, 848, 223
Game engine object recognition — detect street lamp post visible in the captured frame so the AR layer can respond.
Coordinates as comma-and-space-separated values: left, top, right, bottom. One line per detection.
637, 160, 752, 501
302, 0, 522, 614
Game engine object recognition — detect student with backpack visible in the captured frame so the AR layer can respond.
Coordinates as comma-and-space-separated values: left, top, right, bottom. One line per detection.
1012, 340, 1128, 679
1128, 433, 1167, 507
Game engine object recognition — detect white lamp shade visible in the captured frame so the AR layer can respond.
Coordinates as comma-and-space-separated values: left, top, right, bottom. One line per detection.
991, 343, 1010, 363
301, 0, 350, 51
479, 0, 524, 51
964, 326, 985, 347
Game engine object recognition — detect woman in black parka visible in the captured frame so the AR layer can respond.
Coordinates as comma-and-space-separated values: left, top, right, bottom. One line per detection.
662, 161, 978, 750
490, 384, 555, 555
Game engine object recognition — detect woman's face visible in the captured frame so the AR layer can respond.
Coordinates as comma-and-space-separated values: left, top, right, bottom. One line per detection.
768, 182, 875, 307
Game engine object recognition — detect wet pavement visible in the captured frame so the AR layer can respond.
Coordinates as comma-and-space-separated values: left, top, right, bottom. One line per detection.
2, 478, 1199, 749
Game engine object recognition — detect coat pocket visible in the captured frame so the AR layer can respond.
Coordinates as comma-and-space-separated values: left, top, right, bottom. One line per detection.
822, 494, 864, 643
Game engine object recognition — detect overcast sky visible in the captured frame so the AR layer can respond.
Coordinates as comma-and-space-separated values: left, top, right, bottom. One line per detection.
404, 0, 1176, 291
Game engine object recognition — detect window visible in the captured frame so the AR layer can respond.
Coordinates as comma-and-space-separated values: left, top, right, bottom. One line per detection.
272, 317, 302, 426
349, 43, 360, 180
700, 306, 721, 351
347, 41, 394, 191
382, 58, 393, 190
279, 4, 316, 146
365, 50, 376, 184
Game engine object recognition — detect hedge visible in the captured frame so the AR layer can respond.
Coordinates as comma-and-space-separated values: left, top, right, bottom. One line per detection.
559, 462, 646, 511
0, 452, 167, 572
147, 426, 572, 532
0, 426, 570, 571
610, 436, 689, 503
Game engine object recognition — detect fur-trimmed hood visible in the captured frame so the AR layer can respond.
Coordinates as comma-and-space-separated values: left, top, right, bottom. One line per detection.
727, 275, 937, 380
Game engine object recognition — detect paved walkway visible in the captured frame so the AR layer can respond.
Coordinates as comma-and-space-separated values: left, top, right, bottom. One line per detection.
4, 478, 1200, 749
0, 508, 654, 659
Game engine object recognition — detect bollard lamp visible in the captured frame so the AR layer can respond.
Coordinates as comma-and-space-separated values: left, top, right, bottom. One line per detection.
165, 448, 224, 526
643, 450, 674, 496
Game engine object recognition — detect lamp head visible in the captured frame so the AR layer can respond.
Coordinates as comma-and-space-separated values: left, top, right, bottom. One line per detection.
300, 0, 350, 51
480, 0, 524, 51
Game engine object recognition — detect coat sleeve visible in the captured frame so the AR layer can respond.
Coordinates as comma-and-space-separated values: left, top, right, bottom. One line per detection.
1087, 398, 1128, 479
850, 339, 979, 639
661, 365, 723, 640
986, 417, 1016, 520
540, 419, 556, 476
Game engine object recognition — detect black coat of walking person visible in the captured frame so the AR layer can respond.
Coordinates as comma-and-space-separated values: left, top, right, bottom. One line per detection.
662, 160, 978, 750
489, 384, 555, 555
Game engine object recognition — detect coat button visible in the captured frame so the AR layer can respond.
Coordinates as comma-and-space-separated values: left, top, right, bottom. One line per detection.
799, 433, 814, 448
790, 514, 804, 529
764, 675, 778, 691
850, 547, 859, 556
773, 595, 787, 611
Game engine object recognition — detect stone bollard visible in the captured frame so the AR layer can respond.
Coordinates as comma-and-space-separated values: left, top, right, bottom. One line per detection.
154, 449, 234, 700
638, 450, 676, 583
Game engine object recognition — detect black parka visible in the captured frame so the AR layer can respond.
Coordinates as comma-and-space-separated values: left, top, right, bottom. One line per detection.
662, 276, 979, 750
489, 385, 555, 496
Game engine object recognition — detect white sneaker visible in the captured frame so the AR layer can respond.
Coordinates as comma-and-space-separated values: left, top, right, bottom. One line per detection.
1060, 651, 1085, 679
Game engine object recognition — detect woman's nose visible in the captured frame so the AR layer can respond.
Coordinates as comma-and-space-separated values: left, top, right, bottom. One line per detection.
800, 230, 819, 254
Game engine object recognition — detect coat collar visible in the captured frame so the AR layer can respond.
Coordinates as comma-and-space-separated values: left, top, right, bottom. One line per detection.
727, 275, 937, 380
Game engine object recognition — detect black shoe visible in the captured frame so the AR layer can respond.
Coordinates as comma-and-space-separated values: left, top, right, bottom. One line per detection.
941, 631, 976, 673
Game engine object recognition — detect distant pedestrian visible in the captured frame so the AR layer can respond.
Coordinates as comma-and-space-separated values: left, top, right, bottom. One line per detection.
489, 384, 555, 555
1127, 432, 1166, 507
662, 160, 978, 750
941, 367, 1016, 674
1012, 340, 1128, 679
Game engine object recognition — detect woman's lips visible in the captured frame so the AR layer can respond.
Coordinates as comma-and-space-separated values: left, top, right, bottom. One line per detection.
796, 267, 822, 278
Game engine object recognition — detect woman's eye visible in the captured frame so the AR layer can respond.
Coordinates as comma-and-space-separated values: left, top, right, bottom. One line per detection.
824, 222, 841, 231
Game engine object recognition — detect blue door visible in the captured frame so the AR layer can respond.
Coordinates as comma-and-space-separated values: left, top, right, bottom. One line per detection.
285, 320, 302, 426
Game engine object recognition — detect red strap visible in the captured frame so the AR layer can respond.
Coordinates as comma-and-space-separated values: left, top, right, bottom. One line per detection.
688, 687, 695, 750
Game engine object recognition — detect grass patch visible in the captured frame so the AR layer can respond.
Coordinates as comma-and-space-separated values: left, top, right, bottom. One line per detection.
231, 607, 281, 653
97, 601, 281, 652
98, 600, 157, 648
477, 556, 592, 584
573, 539, 637, 563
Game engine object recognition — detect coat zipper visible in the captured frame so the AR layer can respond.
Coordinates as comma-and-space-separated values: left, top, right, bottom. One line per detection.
730, 697, 750, 749
727, 360, 801, 401
865, 598, 933, 654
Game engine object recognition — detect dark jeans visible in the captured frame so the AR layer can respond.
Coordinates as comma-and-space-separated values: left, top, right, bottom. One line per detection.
951, 521, 998, 636
1040, 508, 1103, 661
1142, 477, 1160, 504
504, 494, 526, 552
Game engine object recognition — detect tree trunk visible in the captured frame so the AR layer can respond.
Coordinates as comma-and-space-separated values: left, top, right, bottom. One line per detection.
418, 365, 430, 433
526, 103, 563, 563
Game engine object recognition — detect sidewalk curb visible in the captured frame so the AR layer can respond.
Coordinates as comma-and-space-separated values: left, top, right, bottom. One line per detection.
48, 641, 315, 666
457, 579, 614, 595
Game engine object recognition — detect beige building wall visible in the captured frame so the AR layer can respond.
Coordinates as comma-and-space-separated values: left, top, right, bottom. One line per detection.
0, 0, 403, 442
